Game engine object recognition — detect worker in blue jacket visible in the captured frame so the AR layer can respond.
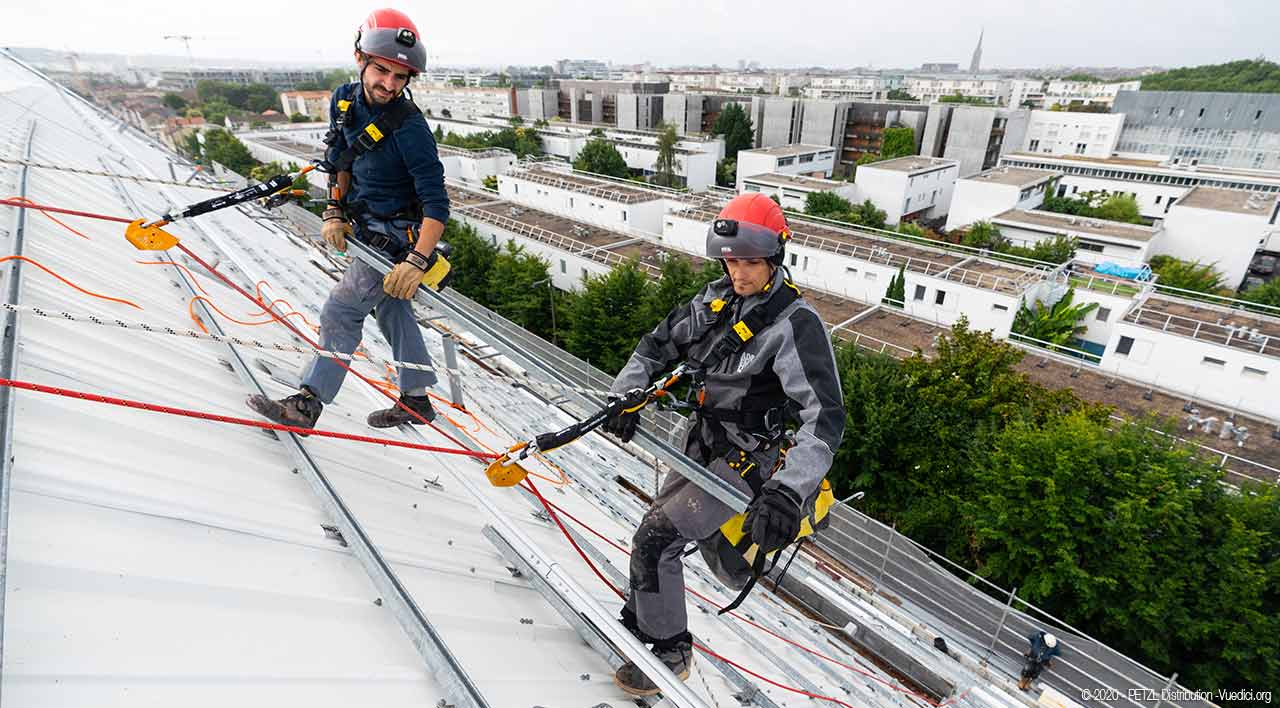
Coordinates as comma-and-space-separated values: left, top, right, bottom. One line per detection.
249, 8, 449, 430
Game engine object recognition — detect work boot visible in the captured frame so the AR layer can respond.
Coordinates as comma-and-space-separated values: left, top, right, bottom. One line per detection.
614, 634, 693, 697
367, 393, 436, 428
246, 386, 323, 430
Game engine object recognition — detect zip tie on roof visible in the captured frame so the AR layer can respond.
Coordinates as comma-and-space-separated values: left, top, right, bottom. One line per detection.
0, 157, 236, 191
0, 376, 499, 461
0, 301, 617, 398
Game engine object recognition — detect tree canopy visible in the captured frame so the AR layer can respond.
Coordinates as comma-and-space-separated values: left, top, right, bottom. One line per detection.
574, 138, 629, 178
1137, 59, 1280, 93
711, 102, 754, 161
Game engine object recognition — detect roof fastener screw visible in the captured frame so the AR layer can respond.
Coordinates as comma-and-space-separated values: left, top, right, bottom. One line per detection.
373, 598, 383, 606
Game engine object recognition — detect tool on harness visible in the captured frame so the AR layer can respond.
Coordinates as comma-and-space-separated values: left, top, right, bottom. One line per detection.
483, 364, 689, 487
142, 166, 315, 229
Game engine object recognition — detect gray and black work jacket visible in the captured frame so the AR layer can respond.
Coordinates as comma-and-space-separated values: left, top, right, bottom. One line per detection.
610, 269, 845, 501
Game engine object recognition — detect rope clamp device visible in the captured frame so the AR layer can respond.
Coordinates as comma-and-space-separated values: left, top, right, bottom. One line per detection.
124, 218, 179, 251
484, 364, 689, 487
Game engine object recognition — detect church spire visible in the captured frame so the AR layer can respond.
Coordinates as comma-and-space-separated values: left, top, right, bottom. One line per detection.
969, 28, 984, 74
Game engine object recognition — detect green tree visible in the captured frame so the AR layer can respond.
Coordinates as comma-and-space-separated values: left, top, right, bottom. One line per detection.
1240, 277, 1280, 308
938, 93, 994, 105
589, 127, 605, 137
243, 83, 278, 113
1137, 59, 1280, 93
1149, 255, 1228, 295
509, 115, 524, 126
897, 222, 927, 238
882, 265, 906, 307
711, 102, 754, 161
289, 112, 308, 123
716, 159, 736, 188
482, 175, 498, 191
441, 221, 498, 304
434, 124, 444, 141
642, 255, 723, 326
886, 88, 917, 101
563, 262, 654, 373
1011, 288, 1099, 346
162, 93, 188, 111
653, 122, 681, 187
805, 191, 854, 219
1004, 234, 1078, 264
1094, 193, 1143, 224
534, 118, 549, 128
198, 128, 260, 175
485, 242, 553, 336
961, 221, 1007, 250
849, 199, 887, 230
574, 138, 629, 178
880, 126, 916, 159
323, 69, 352, 89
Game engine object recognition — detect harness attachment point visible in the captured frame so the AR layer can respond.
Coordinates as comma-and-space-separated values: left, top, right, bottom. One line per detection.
124, 218, 179, 251
486, 443, 533, 487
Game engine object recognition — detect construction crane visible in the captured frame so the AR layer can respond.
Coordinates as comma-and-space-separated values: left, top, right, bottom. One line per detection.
163, 34, 200, 90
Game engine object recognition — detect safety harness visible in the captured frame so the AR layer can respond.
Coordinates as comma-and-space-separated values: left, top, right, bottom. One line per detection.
318, 84, 452, 292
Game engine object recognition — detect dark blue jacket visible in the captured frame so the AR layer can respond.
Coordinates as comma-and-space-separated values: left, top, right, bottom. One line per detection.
1028, 631, 1062, 662
324, 83, 449, 225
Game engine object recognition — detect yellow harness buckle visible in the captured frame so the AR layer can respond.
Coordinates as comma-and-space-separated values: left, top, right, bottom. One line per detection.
364, 123, 384, 142
733, 321, 753, 342
710, 298, 727, 313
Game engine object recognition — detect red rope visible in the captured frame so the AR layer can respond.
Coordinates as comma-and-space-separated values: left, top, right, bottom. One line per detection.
0, 197, 134, 224
0, 377, 498, 461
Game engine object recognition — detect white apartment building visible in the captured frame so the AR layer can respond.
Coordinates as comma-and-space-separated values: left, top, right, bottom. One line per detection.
278, 91, 332, 121
719, 72, 779, 94
1043, 80, 1141, 108
945, 166, 1060, 230
803, 75, 889, 102
437, 145, 516, 185
661, 71, 720, 92
497, 165, 671, 235
1155, 186, 1280, 287
854, 156, 961, 226
990, 209, 1159, 266
741, 173, 858, 211
1021, 110, 1125, 158
1007, 79, 1047, 109
1001, 152, 1280, 224
412, 86, 515, 120
901, 76, 1009, 105
735, 144, 837, 190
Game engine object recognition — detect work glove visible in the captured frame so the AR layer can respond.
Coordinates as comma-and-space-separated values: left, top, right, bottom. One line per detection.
321, 208, 349, 251
383, 249, 432, 300
602, 390, 642, 443
743, 481, 803, 555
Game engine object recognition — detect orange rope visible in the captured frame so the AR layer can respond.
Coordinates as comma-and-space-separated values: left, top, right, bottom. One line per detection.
135, 260, 210, 296
188, 295, 278, 330
0, 256, 141, 309
5, 197, 90, 240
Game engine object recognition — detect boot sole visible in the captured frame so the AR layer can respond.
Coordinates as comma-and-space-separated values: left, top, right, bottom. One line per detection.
613, 666, 690, 697
246, 395, 317, 436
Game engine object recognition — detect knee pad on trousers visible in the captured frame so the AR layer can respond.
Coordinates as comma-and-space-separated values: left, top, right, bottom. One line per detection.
629, 506, 681, 594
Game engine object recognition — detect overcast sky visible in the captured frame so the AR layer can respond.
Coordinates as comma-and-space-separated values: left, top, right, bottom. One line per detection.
3, 0, 1277, 70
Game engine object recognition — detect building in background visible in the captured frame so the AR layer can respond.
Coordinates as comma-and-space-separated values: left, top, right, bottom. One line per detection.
990, 209, 1160, 266
1043, 79, 1140, 108
741, 173, 857, 211
1112, 90, 1280, 171
923, 104, 1030, 176
552, 79, 668, 124
1155, 187, 1280, 287
735, 144, 837, 190
854, 156, 960, 226
555, 59, 610, 79
411, 86, 516, 120
1020, 110, 1124, 158
945, 165, 1059, 230
278, 90, 332, 121
901, 75, 1008, 105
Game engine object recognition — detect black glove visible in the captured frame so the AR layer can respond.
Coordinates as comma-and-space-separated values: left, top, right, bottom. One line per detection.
744, 481, 803, 554
602, 392, 641, 443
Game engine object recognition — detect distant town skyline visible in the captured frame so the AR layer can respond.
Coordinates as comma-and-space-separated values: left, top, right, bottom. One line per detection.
2, 0, 1276, 71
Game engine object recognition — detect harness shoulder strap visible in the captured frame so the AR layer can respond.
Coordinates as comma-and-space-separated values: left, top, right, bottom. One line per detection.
693, 280, 801, 372
332, 94, 422, 173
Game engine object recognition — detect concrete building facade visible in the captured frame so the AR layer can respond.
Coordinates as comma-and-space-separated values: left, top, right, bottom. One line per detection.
1112, 90, 1280, 171
854, 156, 960, 226
1021, 110, 1125, 158
735, 144, 837, 190
945, 166, 1059, 230
741, 173, 858, 211
1154, 186, 1280, 287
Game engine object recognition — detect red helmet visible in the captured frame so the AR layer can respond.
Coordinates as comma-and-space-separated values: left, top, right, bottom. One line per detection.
355, 9, 427, 74
706, 193, 792, 266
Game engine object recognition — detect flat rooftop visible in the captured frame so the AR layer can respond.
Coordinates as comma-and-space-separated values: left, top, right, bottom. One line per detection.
742, 144, 835, 158
511, 165, 668, 203
1003, 152, 1280, 185
1174, 186, 1280, 216
742, 172, 849, 190
673, 206, 1040, 294
964, 166, 1059, 188
446, 184, 500, 206
992, 209, 1161, 243
437, 145, 513, 160
1125, 295, 1279, 359
861, 156, 959, 174
244, 135, 323, 161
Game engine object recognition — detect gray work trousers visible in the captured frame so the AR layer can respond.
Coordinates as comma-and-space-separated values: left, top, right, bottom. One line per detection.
301, 249, 437, 403
625, 438, 780, 642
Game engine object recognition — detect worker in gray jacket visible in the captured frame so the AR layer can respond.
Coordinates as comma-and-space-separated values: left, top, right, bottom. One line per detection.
604, 193, 846, 696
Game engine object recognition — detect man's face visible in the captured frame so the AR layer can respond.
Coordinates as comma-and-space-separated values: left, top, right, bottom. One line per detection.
724, 258, 773, 296
360, 56, 411, 104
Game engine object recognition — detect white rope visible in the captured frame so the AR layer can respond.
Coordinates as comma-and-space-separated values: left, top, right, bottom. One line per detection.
0, 157, 236, 191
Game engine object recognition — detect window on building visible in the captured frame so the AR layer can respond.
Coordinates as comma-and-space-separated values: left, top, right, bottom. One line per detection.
1155, 195, 1162, 204
514, 184, 519, 194
905, 197, 911, 211
1115, 336, 1134, 356
913, 285, 927, 301
1255, 110, 1264, 121
1075, 143, 1087, 154
1201, 356, 1226, 369
559, 259, 566, 274
790, 253, 798, 267
1071, 184, 1079, 194
803, 256, 810, 270
1242, 366, 1268, 380
1198, 107, 1205, 119
799, 153, 814, 163
1096, 307, 1111, 322
934, 290, 947, 305
621, 211, 627, 221
1168, 107, 1176, 117
1029, 139, 1040, 151
865, 271, 878, 281
778, 157, 795, 166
